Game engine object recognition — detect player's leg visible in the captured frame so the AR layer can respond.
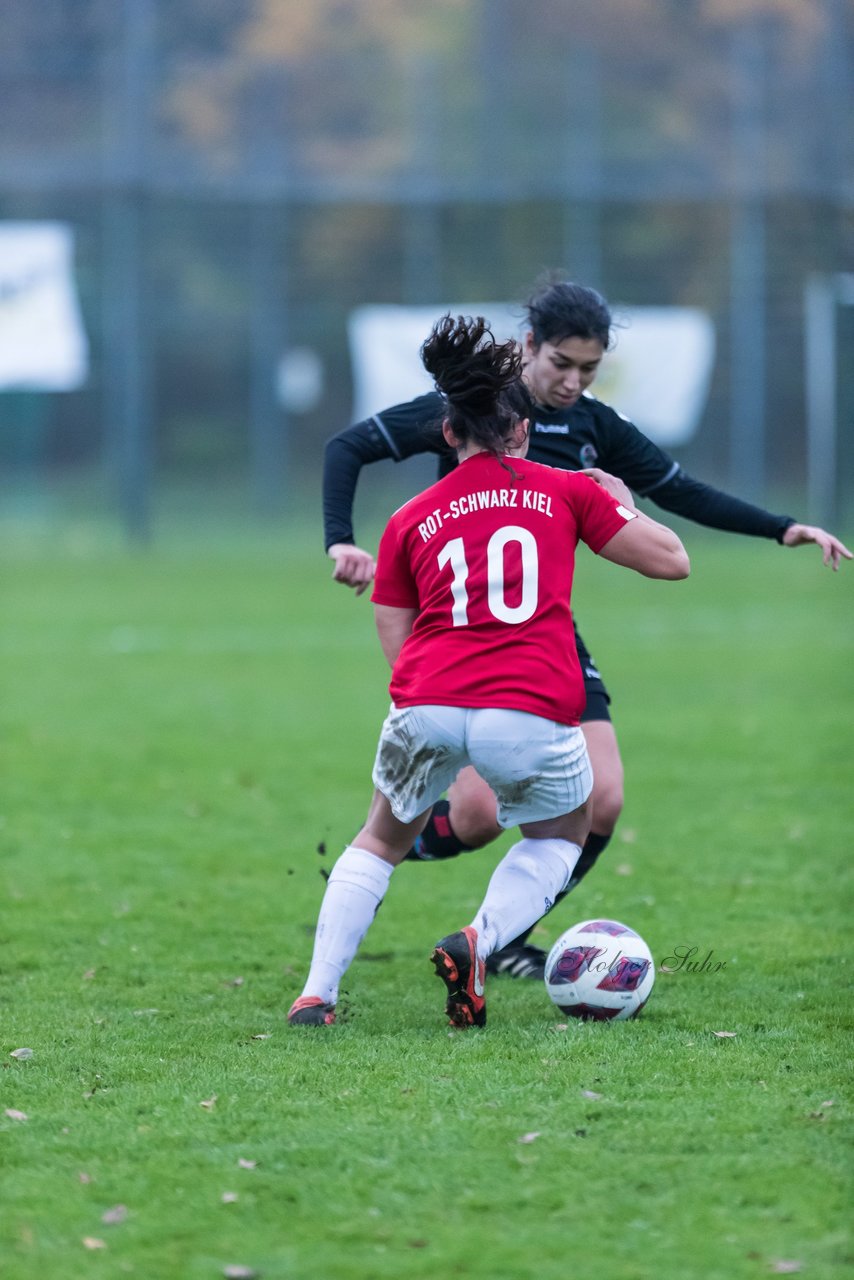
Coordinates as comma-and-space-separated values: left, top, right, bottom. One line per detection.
563, 627, 624, 884
432, 710, 593, 1026
288, 793, 428, 1024
405, 765, 500, 860
466, 811, 591, 965
466, 710, 594, 961
485, 642, 624, 978
289, 705, 465, 1025
485, 715, 624, 978
573, 713, 623, 882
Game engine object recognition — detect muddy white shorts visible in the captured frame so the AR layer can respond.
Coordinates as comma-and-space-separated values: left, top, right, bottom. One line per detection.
372, 704, 593, 827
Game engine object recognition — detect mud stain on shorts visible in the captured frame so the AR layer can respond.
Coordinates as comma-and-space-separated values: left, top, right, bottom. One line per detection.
378, 713, 454, 809
380, 737, 453, 794
497, 775, 539, 808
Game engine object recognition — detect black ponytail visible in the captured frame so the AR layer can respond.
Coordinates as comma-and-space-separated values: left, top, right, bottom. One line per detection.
420, 315, 531, 457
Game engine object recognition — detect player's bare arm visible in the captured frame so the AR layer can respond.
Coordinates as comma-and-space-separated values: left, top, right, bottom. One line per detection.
373, 603, 417, 667
781, 524, 852, 571
598, 515, 690, 580
328, 542, 377, 594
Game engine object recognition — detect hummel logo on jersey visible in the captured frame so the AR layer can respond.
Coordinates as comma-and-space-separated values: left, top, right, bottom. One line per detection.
534, 422, 570, 434
584, 664, 601, 679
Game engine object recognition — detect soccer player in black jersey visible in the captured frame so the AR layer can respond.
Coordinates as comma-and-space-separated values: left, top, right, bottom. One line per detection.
322, 278, 852, 981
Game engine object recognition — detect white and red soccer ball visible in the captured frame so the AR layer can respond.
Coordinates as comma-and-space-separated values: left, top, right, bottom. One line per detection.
544, 918, 655, 1020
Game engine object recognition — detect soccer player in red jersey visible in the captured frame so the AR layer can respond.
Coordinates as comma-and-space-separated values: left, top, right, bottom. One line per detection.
288, 315, 689, 1028
323, 279, 851, 982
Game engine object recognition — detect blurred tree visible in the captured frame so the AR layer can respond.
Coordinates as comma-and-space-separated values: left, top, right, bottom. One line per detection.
0, 0, 849, 512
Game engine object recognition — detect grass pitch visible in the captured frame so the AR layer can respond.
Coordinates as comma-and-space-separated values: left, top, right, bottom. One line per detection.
1, 510, 852, 1279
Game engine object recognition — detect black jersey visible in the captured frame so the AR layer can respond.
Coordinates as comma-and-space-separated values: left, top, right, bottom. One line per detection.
323, 390, 795, 551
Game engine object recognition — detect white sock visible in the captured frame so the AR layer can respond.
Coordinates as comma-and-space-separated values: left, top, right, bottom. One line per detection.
301, 846, 395, 1005
470, 837, 581, 961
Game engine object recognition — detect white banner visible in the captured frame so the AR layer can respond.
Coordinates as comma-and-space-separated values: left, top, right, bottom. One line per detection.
349, 303, 715, 446
0, 222, 89, 391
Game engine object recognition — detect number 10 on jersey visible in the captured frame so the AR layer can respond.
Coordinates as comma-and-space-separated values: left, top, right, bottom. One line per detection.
437, 526, 539, 626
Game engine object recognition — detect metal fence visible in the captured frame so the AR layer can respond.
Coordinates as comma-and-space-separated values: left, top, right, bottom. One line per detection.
1, 0, 851, 536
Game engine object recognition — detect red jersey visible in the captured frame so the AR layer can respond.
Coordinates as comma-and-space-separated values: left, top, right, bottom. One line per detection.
371, 452, 636, 725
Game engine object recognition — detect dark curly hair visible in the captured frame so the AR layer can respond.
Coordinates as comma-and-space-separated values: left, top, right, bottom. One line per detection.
525, 277, 614, 350
420, 314, 532, 458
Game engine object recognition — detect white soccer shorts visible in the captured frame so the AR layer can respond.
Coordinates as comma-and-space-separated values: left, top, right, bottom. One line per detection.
372, 704, 593, 827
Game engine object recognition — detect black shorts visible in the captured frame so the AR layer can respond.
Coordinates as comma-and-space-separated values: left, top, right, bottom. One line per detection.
575, 625, 612, 724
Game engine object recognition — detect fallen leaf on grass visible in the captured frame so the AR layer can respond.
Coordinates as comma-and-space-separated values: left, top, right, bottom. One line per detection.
223, 1267, 260, 1279
78, 1172, 92, 1184
581, 1090, 602, 1100
552, 1023, 568, 1032
407, 1239, 428, 1248
9, 1048, 33, 1060
5, 1109, 27, 1122
101, 1204, 128, 1225
250, 1033, 271, 1041
83, 1074, 103, 1100
83, 968, 96, 980
221, 1192, 239, 1204
770, 1262, 803, 1274
225, 977, 244, 988
517, 1132, 541, 1144
711, 1030, 737, 1038
658, 965, 678, 974
615, 863, 633, 876
199, 1094, 218, 1110
82, 1237, 106, 1250
237, 1158, 257, 1170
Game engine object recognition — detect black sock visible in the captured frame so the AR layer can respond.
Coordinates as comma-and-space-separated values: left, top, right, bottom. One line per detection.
404, 799, 472, 861
564, 830, 612, 894
498, 831, 613, 948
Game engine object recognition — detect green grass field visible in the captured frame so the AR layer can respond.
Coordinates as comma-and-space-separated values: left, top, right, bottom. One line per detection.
1, 509, 852, 1279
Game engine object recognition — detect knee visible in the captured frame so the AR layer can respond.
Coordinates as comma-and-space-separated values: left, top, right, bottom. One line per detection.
590, 771, 624, 834
447, 769, 502, 849
448, 797, 501, 849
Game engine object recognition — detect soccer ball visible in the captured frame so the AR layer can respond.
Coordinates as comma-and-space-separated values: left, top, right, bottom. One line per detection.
544, 918, 655, 1021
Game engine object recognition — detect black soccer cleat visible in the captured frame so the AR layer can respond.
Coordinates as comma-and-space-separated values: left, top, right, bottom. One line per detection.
485, 942, 547, 982
430, 926, 486, 1028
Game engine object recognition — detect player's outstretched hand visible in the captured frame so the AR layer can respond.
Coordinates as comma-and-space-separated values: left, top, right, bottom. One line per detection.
328, 543, 377, 594
579, 467, 635, 510
781, 524, 853, 571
